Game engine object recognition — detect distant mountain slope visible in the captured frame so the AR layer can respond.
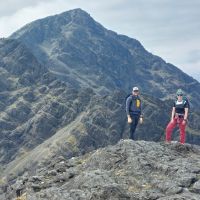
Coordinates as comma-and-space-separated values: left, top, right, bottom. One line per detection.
0, 39, 94, 166
10, 9, 200, 107
0, 39, 173, 175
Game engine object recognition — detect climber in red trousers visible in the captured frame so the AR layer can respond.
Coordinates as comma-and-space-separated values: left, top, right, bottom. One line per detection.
165, 89, 189, 144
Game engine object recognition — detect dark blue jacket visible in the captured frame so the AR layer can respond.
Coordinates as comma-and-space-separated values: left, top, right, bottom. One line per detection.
126, 95, 142, 116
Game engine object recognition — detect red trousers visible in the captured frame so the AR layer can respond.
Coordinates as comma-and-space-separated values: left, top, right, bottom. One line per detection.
165, 117, 186, 144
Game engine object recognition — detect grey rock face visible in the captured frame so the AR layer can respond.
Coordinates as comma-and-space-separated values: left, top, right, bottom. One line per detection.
1, 140, 200, 200
0, 39, 96, 168
192, 180, 200, 193
10, 9, 200, 107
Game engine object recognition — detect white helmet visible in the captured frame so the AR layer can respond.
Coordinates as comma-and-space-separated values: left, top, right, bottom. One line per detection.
132, 86, 139, 91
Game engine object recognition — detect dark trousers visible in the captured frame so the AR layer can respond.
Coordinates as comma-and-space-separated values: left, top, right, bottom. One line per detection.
16, 189, 22, 197
129, 114, 139, 140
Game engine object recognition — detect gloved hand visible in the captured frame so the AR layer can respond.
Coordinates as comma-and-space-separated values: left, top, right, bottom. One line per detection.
128, 116, 132, 123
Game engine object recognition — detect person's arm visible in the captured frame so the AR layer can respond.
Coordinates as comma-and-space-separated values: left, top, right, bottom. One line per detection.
183, 100, 189, 121
126, 97, 132, 123
171, 107, 175, 121
126, 97, 131, 117
183, 108, 189, 121
140, 98, 143, 118
139, 99, 143, 124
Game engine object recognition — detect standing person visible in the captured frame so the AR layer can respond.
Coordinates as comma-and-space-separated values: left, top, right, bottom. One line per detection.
165, 89, 189, 144
126, 87, 143, 140
14, 179, 25, 199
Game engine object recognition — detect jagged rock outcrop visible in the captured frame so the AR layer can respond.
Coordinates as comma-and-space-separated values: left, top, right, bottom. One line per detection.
1, 140, 200, 200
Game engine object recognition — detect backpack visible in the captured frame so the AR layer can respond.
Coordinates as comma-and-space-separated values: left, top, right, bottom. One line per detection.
125, 93, 141, 112
184, 96, 190, 110
125, 93, 132, 111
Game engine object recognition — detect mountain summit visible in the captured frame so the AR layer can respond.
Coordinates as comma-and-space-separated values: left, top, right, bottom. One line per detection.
10, 9, 200, 102
11, 8, 99, 41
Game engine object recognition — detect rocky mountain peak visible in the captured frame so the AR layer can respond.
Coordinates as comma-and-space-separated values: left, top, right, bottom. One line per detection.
10, 9, 200, 103
61, 8, 93, 21
10, 8, 101, 41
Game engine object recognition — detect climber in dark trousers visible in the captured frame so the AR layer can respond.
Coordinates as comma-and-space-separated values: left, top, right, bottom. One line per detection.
126, 87, 143, 140
14, 179, 25, 199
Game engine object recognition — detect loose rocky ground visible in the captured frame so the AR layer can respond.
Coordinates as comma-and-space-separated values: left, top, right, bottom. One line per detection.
1, 140, 200, 200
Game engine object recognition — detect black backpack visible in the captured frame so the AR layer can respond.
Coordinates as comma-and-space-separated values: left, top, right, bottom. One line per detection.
125, 93, 132, 111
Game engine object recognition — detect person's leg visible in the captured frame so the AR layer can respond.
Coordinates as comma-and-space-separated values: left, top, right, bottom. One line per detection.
130, 115, 139, 140
166, 118, 177, 142
16, 189, 20, 197
179, 119, 186, 144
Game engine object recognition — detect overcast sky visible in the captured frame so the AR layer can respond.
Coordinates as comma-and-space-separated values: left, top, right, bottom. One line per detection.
0, 0, 200, 81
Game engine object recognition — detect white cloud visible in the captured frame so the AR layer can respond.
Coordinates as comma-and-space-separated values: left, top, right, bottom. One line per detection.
0, 0, 52, 17
0, 0, 199, 80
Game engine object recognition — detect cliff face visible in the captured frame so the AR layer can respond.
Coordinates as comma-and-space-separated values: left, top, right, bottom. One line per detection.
1, 140, 200, 200
10, 9, 200, 104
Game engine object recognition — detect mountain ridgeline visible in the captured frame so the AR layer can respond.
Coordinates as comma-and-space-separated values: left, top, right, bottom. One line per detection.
10, 9, 200, 103
0, 8, 200, 199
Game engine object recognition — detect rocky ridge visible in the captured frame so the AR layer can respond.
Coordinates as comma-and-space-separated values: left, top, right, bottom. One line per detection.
1, 140, 200, 200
